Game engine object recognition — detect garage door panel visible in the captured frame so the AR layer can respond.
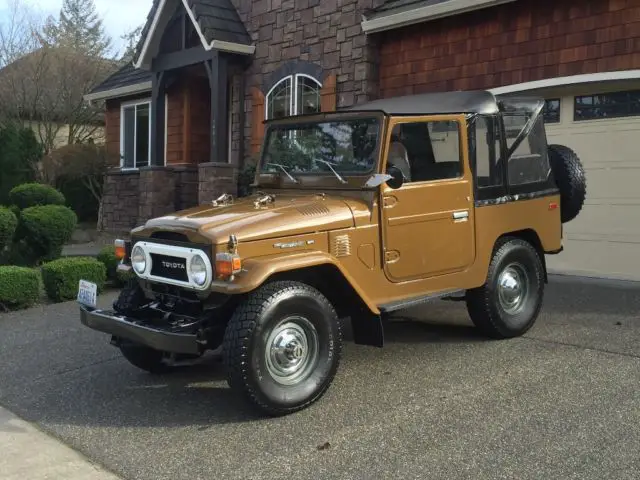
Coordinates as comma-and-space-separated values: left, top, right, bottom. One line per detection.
575, 166, 640, 200
546, 238, 640, 281
542, 99, 640, 281
564, 203, 640, 239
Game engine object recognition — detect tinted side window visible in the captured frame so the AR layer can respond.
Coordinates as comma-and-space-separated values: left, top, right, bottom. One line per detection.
389, 120, 462, 183
475, 115, 503, 188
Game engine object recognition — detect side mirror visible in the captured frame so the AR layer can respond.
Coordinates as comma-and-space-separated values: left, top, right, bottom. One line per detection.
385, 165, 404, 189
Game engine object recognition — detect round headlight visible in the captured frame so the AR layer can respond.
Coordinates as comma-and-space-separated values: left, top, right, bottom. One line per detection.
189, 255, 207, 286
131, 245, 146, 274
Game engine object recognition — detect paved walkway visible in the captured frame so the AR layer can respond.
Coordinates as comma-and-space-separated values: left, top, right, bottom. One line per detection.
0, 406, 121, 480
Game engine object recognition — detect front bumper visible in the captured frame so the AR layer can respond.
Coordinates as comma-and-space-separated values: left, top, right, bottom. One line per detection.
80, 305, 201, 355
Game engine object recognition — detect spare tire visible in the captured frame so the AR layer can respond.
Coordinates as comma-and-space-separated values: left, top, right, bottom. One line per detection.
548, 144, 586, 223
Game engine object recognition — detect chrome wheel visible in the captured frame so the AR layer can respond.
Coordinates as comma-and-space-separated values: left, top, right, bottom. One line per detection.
265, 317, 319, 386
497, 263, 528, 314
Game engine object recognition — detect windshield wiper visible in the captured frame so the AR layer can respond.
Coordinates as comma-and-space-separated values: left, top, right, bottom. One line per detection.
315, 159, 347, 184
266, 163, 299, 183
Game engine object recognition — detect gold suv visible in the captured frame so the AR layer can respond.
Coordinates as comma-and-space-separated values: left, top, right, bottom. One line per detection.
78, 90, 587, 416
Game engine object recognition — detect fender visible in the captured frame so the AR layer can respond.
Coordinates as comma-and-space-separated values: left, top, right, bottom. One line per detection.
209, 251, 381, 315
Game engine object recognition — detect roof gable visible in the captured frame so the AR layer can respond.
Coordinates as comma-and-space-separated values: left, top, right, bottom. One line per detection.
134, 0, 253, 70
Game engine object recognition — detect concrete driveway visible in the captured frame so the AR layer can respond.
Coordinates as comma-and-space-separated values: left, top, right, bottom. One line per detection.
0, 276, 639, 480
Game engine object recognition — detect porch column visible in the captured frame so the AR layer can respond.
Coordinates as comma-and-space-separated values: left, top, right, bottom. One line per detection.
205, 52, 229, 163
150, 71, 166, 166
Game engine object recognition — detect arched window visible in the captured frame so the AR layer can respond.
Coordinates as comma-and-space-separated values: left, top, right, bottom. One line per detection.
266, 74, 321, 120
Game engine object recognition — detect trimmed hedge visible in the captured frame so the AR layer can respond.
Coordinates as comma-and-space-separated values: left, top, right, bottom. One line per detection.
41, 257, 106, 303
97, 245, 119, 282
19, 205, 77, 263
0, 207, 18, 251
9, 183, 65, 210
0, 266, 40, 310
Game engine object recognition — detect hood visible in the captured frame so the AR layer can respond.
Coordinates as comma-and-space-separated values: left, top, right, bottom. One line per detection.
139, 193, 361, 244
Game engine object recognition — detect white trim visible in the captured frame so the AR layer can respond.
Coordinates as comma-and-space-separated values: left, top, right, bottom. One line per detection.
132, 241, 214, 292
265, 74, 322, 120
134, 0, 255, 68
180, 0, 255, 55
489, 70, 640, 95
84, 82, 152, 103
119, 97, 168, 170
210, 40, 256, 55
133, 0, 167, 69
361, 0, 517, 34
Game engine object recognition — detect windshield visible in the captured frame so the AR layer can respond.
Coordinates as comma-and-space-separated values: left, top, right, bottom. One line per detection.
260, 117, 381, 179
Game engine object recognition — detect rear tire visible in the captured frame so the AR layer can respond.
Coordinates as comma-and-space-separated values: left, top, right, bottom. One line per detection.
548, 144, 586, 223
466, 237, 545, 339
223, 281, 342, 416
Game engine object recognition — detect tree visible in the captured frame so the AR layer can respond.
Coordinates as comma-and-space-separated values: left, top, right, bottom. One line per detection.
0, 123, 43, 204
42, 143, 115, 230
40, 0, 113, 58
119, 24, 144, 63
0, 0, 42, 68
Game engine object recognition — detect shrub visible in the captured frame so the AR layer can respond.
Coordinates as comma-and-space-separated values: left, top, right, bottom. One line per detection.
0, 124, 41, 205
0, 207, 18, 251
0, 266, 40, 310
41, 257, 106, 303
97, 245, 119, 281
9, 183, 66, 210
237, 161, 257, 197
18, 205, 77, 263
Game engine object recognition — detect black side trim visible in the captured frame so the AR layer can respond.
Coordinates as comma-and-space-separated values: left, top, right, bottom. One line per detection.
475, 187, 560, 207
379, 289, 465, 314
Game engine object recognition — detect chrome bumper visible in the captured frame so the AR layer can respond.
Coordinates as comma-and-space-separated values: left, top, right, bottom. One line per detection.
79, 304, 200, 355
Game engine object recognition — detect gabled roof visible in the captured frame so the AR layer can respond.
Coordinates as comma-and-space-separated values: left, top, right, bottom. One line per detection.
362, 0, 519, 34
134, 0, 254, 69
85, 64, 153, 102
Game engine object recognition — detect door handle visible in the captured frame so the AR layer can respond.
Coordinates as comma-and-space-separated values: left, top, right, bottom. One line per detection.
452, 210, 469, 220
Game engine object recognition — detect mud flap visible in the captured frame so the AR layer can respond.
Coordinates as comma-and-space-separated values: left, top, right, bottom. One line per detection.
350, 312, 384, 348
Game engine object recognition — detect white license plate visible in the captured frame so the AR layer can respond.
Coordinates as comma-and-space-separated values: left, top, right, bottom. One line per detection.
77, 280, 98, 308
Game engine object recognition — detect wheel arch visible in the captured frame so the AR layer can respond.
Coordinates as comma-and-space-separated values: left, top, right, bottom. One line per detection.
263, 264, 385, 348
496, 228, 548, 283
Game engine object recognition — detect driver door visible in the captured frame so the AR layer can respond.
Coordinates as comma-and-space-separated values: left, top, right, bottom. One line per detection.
381, 116, 476, 283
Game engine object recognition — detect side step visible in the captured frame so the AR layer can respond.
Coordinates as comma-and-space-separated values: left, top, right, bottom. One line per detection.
379, 289, 466, 314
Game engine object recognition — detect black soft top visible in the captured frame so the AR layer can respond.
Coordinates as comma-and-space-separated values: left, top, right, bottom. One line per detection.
348, 90, 501, 116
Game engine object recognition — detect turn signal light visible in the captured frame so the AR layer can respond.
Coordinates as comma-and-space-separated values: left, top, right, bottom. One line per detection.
114, 239, 126, 259
215, 252, 242, 278
548, 202, 558, 211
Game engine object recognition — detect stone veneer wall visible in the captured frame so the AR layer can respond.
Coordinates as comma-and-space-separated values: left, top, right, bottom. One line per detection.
230, 0, 385, 165
173, 166, 199, 211
198, 163, 238, 205
137, 167, 177, 224
102, 171, 140, 232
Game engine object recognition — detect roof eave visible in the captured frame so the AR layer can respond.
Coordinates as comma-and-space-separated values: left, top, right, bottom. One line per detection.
134, 0, 255, 69
84, 81, 153, 103
361, 0, 519, 34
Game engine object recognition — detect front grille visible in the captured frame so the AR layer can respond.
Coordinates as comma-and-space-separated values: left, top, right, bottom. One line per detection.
150, 254, 189, 282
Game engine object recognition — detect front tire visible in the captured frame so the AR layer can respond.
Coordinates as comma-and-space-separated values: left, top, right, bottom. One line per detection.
466, 238, 545, 339
119, 343, 169, 374
222, 281, 342, 416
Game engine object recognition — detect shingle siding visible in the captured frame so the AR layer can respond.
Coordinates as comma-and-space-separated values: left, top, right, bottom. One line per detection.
378, 0, 640, 97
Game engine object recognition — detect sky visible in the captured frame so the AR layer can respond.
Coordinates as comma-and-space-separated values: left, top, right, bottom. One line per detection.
0, 0, 153, 55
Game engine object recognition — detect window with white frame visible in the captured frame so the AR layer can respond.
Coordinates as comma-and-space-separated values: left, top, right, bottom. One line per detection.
121, 100, 151, 169
266, 74, 322, 120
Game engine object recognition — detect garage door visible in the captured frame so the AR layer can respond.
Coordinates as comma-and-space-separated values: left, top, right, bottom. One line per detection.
541, 90, 640, 281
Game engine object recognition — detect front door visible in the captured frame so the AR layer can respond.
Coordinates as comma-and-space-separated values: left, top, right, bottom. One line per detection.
381, 116, 476, 283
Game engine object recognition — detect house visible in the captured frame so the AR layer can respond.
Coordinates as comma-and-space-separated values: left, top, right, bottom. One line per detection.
0, 47, 114, 151
86, 0, 640, 282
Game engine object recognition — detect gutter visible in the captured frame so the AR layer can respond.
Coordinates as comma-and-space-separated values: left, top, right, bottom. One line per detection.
361, 0, 519, 34
84, 81, 152, 103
